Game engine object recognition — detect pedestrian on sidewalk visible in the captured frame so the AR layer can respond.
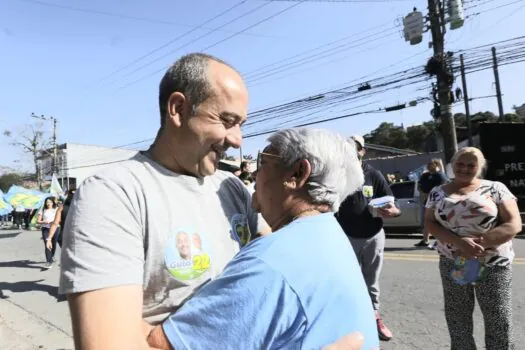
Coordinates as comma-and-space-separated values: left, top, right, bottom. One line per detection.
13, 205, 25, 229
37, 197, 58, 269
414, 158, 447, 248
335, 135, 401, 342
425, 147, 521, 350
46, 189, 76, 251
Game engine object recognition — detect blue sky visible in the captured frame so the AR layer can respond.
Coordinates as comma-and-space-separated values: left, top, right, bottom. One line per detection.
1, 0, 524, 171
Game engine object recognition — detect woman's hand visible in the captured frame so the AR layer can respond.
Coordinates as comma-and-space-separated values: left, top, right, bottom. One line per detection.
46, 239, 53, 251
455, 236, 485, 259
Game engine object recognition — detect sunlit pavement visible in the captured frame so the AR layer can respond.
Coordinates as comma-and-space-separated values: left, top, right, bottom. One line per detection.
1, 228, 523, 349
380, 233, 525, 349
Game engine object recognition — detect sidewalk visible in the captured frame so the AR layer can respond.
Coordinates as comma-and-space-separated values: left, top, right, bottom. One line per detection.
0, 228, 73, 349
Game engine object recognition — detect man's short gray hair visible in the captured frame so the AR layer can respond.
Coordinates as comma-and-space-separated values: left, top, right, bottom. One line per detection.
267, 128, 364, 211
158, 53, 234, 127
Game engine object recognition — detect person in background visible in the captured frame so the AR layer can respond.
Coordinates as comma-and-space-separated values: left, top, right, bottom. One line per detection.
145, 128, 379, 350
238, 160, 253, 184
47, 189, 76, 250
414, 158, 448, 248
335, 135, 401, 342
14, 204, 25, 229
425, 147, 521, 350
37, 197, 58, 269
0, 212, 10, 226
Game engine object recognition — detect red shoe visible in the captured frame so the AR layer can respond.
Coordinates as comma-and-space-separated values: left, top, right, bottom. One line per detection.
375, 311, 392, 341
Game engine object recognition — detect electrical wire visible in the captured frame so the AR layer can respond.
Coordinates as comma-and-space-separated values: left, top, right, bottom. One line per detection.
35, 37, 525, 171
115, 0, 307, 91
94, 1, 250, 84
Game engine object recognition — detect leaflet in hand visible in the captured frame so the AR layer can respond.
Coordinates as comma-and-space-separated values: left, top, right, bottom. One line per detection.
368, 196, 395, 208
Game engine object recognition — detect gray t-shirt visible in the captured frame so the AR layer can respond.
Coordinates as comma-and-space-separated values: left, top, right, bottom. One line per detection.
59, 152, 264, 324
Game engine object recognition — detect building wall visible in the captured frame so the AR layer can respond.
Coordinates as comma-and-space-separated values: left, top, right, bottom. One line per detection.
65, 144, 138, 187
364, 149, 407, 160
367, 152, 446, 179
38, 143, 138, 189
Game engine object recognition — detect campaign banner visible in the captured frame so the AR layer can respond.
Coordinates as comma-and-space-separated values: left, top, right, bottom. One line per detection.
4, 185, 48, 210
49, 173, 64, 198
0, 190, 13, 216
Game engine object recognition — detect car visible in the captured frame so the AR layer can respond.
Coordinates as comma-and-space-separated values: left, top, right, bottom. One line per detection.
383, 181, 423, 232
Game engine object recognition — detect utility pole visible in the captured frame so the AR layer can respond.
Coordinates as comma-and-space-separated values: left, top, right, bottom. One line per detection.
31, 113, 58, 178
459, 54, 473, 146
428, 0, 457, 163
492, 47, 505, 120
52, 118, 58, 176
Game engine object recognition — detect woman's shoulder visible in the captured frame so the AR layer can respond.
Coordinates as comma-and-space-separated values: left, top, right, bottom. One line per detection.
431, 182, 448, 194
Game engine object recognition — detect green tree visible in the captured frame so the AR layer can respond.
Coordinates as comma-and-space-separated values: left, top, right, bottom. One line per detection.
0, 173, 23, 192
365, 122, 409, 149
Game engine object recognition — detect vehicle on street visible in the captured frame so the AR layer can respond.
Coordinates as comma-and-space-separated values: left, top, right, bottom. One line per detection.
383, 181, 422, 232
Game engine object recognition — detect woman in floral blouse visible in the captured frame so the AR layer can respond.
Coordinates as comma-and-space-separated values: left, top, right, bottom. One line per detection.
425, 147, 521, 350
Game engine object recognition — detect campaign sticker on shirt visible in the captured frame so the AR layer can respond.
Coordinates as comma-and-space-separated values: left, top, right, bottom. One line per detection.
362, 185, 374, 198
230, 214, 251, 247
164, 229, 211, 281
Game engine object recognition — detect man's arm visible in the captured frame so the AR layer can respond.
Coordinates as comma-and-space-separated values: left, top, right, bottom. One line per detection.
60, 175, 145, 349
372, 170, 401, 218
69, 286, 150, 350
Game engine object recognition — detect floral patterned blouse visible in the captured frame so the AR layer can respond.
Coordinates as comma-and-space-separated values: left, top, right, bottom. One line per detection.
425, 180, 516, 267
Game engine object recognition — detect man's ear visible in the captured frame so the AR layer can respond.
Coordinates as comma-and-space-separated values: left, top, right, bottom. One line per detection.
166, 92, 186, 128
284, 159, 312, 190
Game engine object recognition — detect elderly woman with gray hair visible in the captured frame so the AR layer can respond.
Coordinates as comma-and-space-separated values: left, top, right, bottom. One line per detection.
146, 127, 379, 350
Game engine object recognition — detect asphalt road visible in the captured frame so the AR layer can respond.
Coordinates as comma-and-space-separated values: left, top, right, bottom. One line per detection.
380, 234, 525, 350
0, 227, 524, 349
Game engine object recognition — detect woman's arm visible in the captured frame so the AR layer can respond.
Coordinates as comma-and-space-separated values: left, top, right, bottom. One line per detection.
424, 208, 484, 258
48, 207, 63, 240
424, 208, 461, 245
481, 199, 522, 248
36, 211, 45, 224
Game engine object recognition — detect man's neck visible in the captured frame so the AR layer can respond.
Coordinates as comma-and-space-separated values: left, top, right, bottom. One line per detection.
148, 137, 191, 176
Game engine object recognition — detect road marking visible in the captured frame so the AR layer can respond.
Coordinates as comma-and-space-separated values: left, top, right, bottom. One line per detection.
384, 253, 525, 265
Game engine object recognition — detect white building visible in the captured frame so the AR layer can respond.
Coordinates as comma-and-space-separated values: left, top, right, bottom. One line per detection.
38, 143, 138, 189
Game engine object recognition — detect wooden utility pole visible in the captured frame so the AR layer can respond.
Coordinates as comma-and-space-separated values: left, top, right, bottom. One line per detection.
428, 0, 457, 163
52, 118, 58, 175
492, 47, 505, 119
460, 54, 473, 146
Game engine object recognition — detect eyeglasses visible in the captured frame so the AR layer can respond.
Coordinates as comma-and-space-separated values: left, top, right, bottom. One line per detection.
257, 151, 282, 170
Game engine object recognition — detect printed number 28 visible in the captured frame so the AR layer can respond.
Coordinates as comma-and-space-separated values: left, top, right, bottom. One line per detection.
193, 254, 211, 270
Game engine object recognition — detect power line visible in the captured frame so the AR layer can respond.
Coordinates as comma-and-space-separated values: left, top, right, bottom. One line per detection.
40, 37, 525, 171
109, 1, 274, 84
115, 0, 307, 91
242, 20, 395, 78
244, 26, 400, 84
95, 0, 251, 84
251, 0, 413, 2
16, 0, 270, 38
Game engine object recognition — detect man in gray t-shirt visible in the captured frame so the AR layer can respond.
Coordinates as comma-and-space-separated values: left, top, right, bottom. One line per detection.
59, 53, 269, 349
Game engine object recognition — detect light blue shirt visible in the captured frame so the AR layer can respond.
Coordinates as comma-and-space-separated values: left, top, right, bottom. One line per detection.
163, 213, 379, 349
